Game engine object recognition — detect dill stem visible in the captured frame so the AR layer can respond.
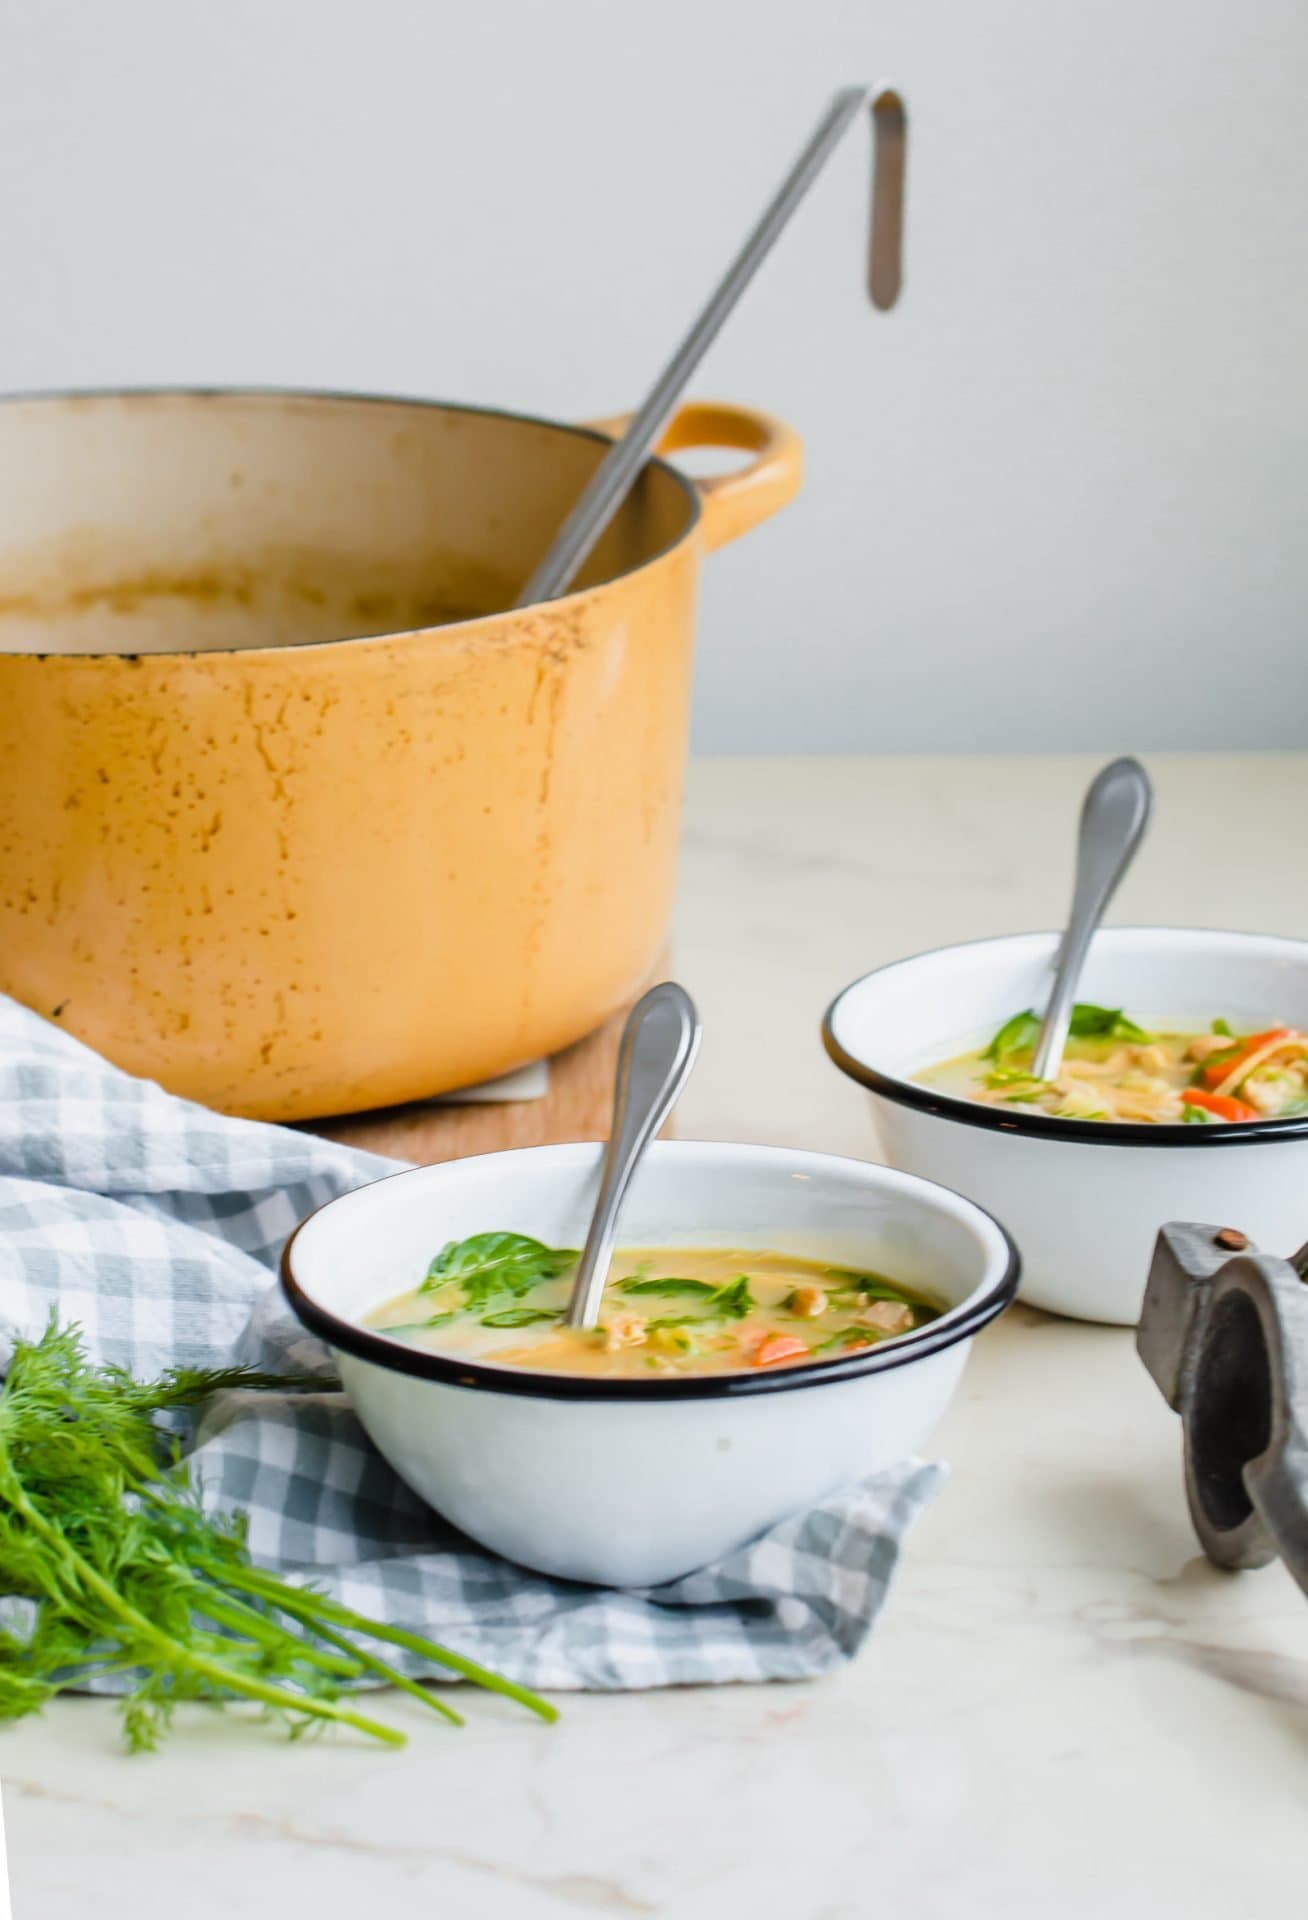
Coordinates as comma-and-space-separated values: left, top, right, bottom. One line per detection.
194, 1591, 365, 1681
219, 1561, 557, 1724
259, 1600, 466, 1728
5, 1477, 405, 1747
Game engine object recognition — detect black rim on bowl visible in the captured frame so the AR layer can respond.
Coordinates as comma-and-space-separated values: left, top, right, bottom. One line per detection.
823, 927, 1308, 1150
279, 1147, 1021, 1404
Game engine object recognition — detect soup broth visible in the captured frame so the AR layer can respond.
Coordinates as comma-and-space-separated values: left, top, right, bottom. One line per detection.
366, 1234, 940, 1378
918, 1002, 1308, 1125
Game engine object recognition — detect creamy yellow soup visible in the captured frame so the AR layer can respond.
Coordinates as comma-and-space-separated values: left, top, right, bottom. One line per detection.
366, 1235, 940, 1378
917, 1003, 1308, 1125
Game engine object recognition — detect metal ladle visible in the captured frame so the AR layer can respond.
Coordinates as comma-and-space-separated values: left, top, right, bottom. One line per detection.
1031, 757, 1155, 1082
563, 982, 702, 1330
517, 84, 907, 608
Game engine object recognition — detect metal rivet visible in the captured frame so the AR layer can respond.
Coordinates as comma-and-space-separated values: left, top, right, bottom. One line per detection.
1214, 1227, 1249, 1252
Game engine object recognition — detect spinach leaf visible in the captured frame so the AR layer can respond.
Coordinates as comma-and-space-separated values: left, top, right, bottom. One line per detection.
383, 1313, 457, 1338
825, 1268, 913, 1304
617, 1277, 717, 1298
421, 1233, 576, 1306
815, 1327, 878, 1354
1068, 1004, 1151, 1042
479, 1307, 562, 1329
984, 1010, 1040, 1060
712, 1277, 754, 1320
644, 1276, 754, 1331
985, 1002, 1150, 1060
826, 1272, 935, 1323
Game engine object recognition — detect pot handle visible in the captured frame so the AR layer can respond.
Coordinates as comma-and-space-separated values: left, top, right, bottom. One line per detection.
584, 401, 803, 553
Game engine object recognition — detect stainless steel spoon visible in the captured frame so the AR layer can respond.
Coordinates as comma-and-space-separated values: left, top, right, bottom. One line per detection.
516, 84, 907, 609
1031, 758, 1155, 1082
563, 982, 702, 1331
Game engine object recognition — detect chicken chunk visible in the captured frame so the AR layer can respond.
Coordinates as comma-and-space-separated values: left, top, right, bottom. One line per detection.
1241, 1070, 1298, 1116
1186, 1033, 1235, 1063
860, 1299, 914, 1335
602, 1311, 648, 1352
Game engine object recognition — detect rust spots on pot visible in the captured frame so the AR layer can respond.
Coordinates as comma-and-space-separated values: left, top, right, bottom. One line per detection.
0, 388, 798, 1118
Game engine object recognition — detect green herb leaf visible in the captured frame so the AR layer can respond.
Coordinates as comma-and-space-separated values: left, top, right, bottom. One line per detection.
984, 1010, 1040, 1060
1212, 1017, 1233, 1036
1182, 1104, 1215, 1124
650, 1324, 700, 1356
985, 1002, 1150, 1060
616, 1277, 717, 1298
815, 1328, 879, 1354
478, 1307, 561, 1329
0, 1318, 556, 1752
712, 1277, 754, 1320
421, 1233, 576, 1307
825, 1269, 914, 1304
1067, 1004, 1151, 1042
383, 1312, 457, 1337
644, 1275, 755, 1331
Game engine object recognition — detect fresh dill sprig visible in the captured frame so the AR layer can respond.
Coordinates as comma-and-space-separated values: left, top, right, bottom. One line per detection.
0, 1319, 556, 1751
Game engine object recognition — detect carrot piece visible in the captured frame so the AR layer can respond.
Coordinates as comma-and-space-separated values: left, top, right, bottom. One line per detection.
1202, 1028, 1299, 1088
752, 1333, 812, 1368
1183, 1089, 1260, 1123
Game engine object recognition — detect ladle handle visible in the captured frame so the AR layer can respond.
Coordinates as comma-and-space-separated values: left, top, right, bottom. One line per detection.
1031, 757, 1154, 1082
515, 84, 906, 609
563, 983, 703, 1330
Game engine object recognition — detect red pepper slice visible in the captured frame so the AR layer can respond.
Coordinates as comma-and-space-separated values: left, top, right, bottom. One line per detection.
1183, 1089, 1260, 1123
752, 1333, 812, 1368
1202, 1028, 1300, 1089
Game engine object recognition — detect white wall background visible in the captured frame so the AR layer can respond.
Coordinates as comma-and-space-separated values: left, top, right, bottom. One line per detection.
0, 0, 1303, 750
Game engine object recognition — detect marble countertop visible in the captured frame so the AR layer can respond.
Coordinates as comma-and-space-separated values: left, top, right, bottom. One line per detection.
5, 754, 1307, 1919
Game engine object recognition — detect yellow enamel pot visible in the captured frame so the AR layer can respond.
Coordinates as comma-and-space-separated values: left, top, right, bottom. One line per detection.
0, 389, 800, 1119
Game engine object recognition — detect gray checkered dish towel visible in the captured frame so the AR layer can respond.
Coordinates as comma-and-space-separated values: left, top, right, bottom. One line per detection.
0, 994, 944, 1694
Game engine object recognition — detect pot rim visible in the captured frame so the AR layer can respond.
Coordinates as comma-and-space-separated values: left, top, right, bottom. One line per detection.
0, 383, 704, 658
823, 924, 1308, 1149
279, 1139, 1021, 1404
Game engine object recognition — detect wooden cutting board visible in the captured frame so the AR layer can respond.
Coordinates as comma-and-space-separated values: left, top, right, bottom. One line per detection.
304, 974, 664, 1165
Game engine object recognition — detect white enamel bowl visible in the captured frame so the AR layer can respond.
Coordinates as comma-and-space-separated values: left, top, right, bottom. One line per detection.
824, 928, 1308, 1327
281, 1140, 1017, 1587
